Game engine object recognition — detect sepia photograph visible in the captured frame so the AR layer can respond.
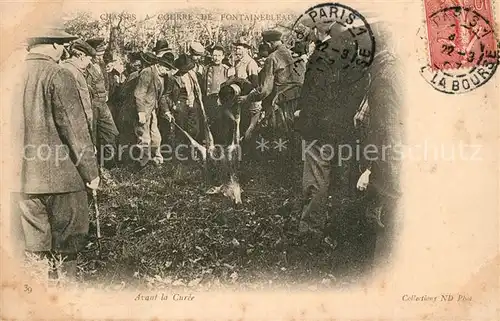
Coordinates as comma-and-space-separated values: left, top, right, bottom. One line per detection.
0, 0, 498, 320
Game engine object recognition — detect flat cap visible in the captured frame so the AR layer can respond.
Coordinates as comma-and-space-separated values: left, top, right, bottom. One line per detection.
86, 37, 104, 48
262, 29, 282, 42
71, 39, 96, 57
189, 42, 205, 55
86, 37, 106, 54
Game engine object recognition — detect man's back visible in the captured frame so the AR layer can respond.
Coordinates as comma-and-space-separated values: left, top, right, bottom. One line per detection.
22, 53, 98, 194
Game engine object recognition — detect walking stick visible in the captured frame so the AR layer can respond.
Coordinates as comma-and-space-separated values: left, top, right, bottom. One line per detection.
92, 190, 102, 258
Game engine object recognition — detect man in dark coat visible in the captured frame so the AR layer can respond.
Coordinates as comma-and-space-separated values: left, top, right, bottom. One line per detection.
294, 22, 371, 243
165, 54, 204, 144
12, 27, 100, 279
201, 45, 232, 143
85, 38, 119, 170
60, 39, 96, 139
356, 22, 403, 267
238, 29, 304, 157
114, 52, 151, 151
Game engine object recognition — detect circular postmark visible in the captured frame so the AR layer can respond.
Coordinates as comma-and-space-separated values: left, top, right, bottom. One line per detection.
290, 3, 376, 72
420, 6, 499, 94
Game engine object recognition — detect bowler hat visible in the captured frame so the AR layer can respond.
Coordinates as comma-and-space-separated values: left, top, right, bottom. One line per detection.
262, 29, 282, 42
27, 24, 78, 45
156, 52, 175, 69
153, 39, 171, 53
174, 54, 195, 73
232, 36, 252, 49
71, 39, 97, 57
158, 51, 175, 64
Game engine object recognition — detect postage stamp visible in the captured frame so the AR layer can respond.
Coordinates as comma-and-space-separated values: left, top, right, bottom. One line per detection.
420, 0, 499, 93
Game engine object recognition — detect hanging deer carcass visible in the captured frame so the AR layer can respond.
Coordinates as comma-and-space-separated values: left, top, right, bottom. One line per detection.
170, 75, 246, 205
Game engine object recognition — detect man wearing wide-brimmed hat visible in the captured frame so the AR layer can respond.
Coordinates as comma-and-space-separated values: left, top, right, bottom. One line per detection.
85, 37, 119, 172
111, 51, 151, 149
134, 52, 175, 166
166, 53, 204, 144
12, 24, 100, 280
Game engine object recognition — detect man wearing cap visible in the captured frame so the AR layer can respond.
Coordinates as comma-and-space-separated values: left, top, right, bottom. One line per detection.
232, 36, 261, 142
86, 37, 108, 85
85, 38, 119, 171
189, 41, 206, 78
237, 29, 303, 139
12, 27, 100, 279
134, 52, 174, 166
201, 45, 233, 143
61, 39, 97, 132
256, 42, 271, 70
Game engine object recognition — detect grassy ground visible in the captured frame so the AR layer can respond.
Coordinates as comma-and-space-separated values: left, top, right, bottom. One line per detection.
78, 150, 381, 291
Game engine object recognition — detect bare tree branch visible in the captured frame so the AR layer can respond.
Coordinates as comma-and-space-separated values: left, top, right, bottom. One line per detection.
117, 11, 125, 28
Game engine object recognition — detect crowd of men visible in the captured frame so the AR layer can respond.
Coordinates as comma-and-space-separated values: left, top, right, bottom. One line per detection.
12, 18, 402, 280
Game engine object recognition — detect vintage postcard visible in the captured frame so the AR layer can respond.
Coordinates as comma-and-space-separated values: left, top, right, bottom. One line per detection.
0, 0, 498, 319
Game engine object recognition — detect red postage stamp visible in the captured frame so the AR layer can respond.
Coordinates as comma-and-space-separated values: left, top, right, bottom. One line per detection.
423, 0, 498, 70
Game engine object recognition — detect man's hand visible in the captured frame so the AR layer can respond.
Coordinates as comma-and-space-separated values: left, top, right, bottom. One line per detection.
138, 112, 147, 124
354, 112, 362, 129
86, 176, 100, 190
105, 63, 113, 73
236, 95, 248, 104
241, 130, 252, 142
356, 169, 371, 191
164, 111, 174, 123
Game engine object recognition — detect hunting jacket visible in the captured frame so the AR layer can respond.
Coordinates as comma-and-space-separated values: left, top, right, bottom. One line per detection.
17, 53, 98, 194
134, 65, 164, 115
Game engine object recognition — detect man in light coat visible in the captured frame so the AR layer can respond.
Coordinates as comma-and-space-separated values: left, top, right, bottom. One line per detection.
134, 53, 175, 166
12, 26, 100, 279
